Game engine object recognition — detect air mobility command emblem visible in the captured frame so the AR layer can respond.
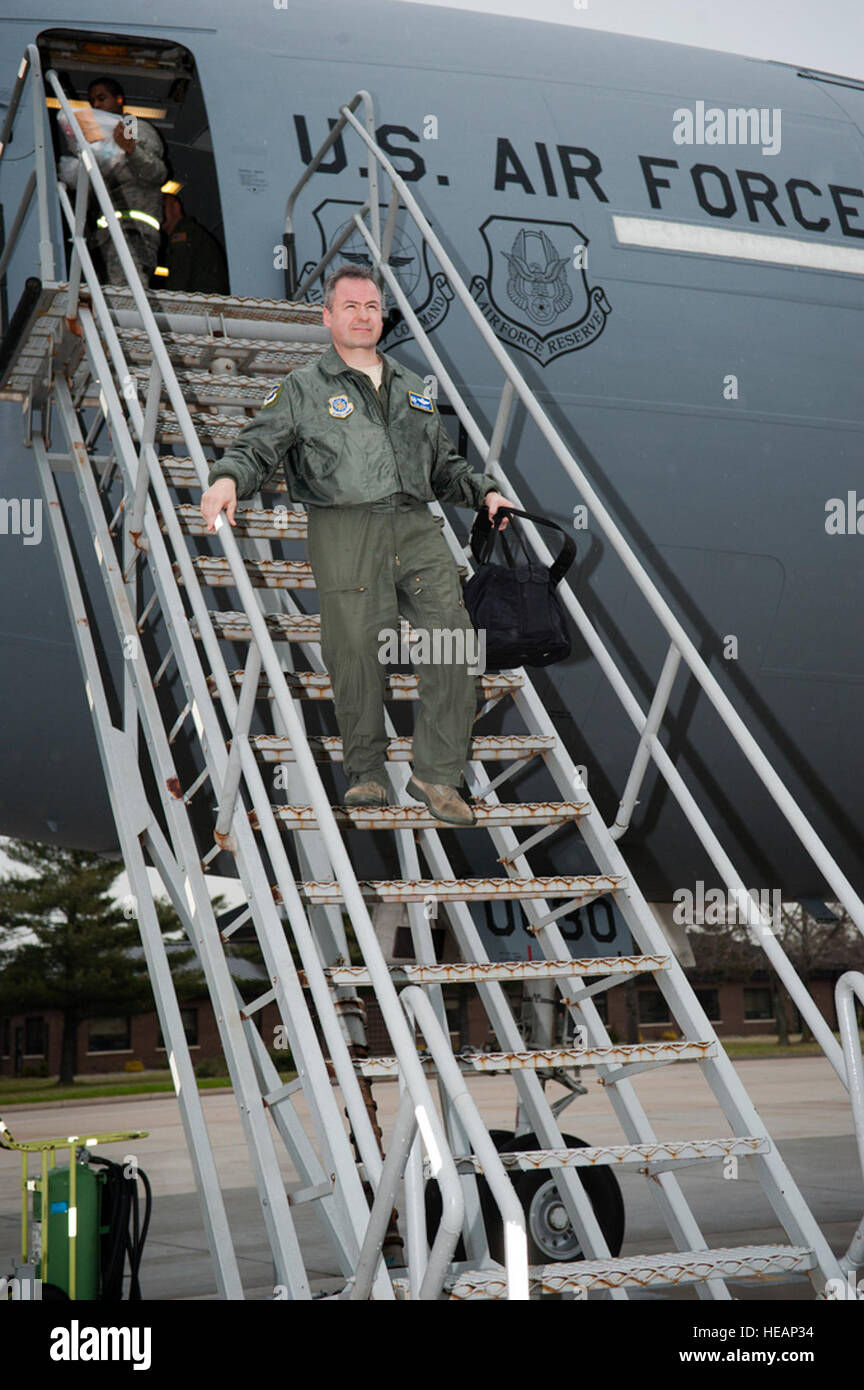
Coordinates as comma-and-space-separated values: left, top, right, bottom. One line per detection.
262, 384, 282, 408
408, 391, 434, 412
328, 394, 354, 418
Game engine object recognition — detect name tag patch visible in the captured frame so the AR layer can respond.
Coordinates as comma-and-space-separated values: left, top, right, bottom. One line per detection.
408, 391, 434, 412
328, 394, 354, 418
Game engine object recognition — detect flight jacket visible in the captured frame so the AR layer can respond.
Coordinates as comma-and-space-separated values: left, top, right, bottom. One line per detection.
207, 344, 499, 508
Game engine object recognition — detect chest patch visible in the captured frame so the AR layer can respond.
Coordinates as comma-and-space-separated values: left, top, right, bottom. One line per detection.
408, 391, 434, 413
328, 394, 354, 418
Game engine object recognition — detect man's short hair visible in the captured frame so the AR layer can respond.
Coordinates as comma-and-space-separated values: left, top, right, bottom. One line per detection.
87, 75, 125, 103
323, 264, 381, 310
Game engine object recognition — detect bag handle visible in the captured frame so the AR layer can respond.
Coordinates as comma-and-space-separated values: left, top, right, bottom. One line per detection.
470, 505, 577, 587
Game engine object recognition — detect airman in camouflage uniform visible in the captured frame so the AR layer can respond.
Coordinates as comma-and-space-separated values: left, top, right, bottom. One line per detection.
88, 77, 167, 287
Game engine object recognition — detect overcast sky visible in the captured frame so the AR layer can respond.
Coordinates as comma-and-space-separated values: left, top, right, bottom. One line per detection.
398, 0, 864, 82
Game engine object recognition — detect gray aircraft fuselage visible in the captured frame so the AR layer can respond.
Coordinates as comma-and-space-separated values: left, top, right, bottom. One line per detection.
1, 0, 863, 900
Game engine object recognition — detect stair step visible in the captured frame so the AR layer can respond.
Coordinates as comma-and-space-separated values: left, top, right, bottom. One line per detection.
194, 610, 322, 643
418, 1244, 816, 1299
209, 669, 524, 702
176, 500, 300, 532
295, 874, 623, 905
178, 556, 317, 589
442, 1136, 771, 1176
120, 328, 321, 375
103, 284, 324, 329
197, 611, 480, 645
252, 733, 554, 762
162, 460, 289, 494
82, 364, 288, 411
358, 1040, 717, 1077
157, 408, 251, 447
118, 331, 324, 374
320, 954, 669, 986
256, 800, 590, 832
177, 555, 468, 588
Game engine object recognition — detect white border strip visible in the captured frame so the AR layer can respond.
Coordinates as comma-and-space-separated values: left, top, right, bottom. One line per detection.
613, 214, 864, 276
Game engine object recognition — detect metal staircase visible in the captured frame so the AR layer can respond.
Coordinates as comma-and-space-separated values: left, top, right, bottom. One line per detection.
1, 49, 863, 1300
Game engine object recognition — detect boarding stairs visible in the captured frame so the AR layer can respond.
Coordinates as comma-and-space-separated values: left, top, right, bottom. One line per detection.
2, 53, 864, 1300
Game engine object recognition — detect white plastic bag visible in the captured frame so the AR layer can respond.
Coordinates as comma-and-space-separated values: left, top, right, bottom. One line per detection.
58, 154, 79, 188
56, 107, 127, 175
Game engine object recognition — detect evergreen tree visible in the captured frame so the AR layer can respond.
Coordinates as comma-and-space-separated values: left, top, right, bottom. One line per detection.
0, 838, 205, 1084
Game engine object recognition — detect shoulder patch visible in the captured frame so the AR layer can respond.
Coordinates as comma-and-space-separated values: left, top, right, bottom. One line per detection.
328, 394, 354, 418
408, 391, 434, 413
262, 384, 283, 408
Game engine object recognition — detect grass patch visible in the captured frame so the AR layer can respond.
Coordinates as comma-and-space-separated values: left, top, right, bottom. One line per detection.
721, 1039, 825, 1060
0, 1068, 295, 1108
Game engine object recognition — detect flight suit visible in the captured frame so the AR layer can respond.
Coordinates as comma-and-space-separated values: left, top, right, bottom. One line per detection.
209, 344, 498, 789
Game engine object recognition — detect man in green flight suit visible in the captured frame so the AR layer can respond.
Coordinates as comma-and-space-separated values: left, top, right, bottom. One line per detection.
200, 264, 515, 825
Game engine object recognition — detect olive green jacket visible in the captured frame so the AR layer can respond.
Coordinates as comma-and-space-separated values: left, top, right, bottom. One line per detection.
208, 344, 499, 508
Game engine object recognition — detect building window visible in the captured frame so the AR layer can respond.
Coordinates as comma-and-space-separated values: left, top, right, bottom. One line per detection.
638, 990, 671, 1025
24, 1016, 46, 1055
743, 987, 773, 1021
695, 988, 721, 1022
590, 991, 609, 1025
564, 990, 608, 1034
88, 1017, 131, 1052
157, 1007, 199, 1049
1, 1017, 9, 1057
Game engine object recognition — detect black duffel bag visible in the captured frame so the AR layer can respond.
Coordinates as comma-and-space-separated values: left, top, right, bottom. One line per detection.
463, 505, 576, 668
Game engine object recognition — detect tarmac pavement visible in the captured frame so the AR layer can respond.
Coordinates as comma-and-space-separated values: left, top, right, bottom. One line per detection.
1, 1054, 860, 1301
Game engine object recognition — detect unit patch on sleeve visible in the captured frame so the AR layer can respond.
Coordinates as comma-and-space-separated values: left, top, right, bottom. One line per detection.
328, 394, 354, 418
408, 391, 434, 412
262, 384, 282, 408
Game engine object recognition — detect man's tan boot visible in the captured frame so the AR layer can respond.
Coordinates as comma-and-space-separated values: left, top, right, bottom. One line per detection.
343, 777, 388, 809
406, 776, 476, 826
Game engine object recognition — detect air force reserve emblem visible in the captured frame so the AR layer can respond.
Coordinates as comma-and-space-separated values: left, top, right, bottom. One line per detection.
328, 394, 354, 418
408, 391, 434, 412
470, 216, 611, 366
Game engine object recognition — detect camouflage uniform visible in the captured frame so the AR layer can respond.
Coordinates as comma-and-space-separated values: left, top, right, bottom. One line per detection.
94, 118, 167, 287
209, 345, 498, 789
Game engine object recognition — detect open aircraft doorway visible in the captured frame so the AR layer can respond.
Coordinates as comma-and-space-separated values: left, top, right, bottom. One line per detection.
36, 28, 228, 293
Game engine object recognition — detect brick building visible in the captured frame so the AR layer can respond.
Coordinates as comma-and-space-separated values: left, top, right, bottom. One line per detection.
1, 924, 860, 1077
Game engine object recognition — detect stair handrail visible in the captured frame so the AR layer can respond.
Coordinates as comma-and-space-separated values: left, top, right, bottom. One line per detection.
347, 984, 531, 1301
835, 972, 864, 1280
0, 44, 59, 295
282, 91, 380, 298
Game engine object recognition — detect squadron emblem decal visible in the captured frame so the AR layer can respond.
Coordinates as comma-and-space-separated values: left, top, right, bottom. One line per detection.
470, 216, 611, 366
297, 199, 454, 349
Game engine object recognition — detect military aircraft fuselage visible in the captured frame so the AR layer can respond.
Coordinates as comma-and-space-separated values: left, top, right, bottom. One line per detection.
1, 0, 863, 900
